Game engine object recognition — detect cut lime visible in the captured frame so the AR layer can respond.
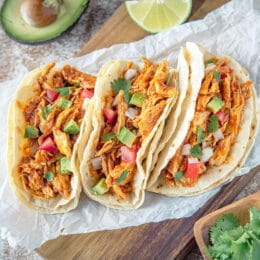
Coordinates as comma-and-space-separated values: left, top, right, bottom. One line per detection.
125, 0, 192, 33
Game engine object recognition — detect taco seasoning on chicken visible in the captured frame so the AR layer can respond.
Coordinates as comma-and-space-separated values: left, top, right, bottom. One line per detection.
9, 62, 96, 213
148, 42, 258, 196
79, 57, 179, 209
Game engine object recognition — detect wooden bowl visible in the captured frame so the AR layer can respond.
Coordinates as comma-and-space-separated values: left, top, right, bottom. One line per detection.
194, 191, 260, 259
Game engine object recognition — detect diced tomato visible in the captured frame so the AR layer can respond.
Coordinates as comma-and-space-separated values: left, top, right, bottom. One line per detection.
185, 161, 200, 180
103, 108, 117, 125
219, 65, 232, 73
80, 89, 94, 99
46, 89, 59, 101
121, 145, 138, 163
221, 73, 227, 79
216, 111, 227, 125
39, 136, 57, 152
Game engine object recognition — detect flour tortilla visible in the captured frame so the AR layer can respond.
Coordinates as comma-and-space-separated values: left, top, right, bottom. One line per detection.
148, 42, 258, 196
79, 60, 179, 209
8, 67, 91, 214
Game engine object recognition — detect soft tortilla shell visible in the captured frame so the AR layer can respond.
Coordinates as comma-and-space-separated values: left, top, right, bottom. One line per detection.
8, 68, 81, 214
80, 60, 178, 209
148, 43, 258, 196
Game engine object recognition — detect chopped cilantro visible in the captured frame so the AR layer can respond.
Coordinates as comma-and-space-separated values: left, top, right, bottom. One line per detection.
208, 115, 219, 133
44, 171, 54, 181
197, 127, 205, 144
55, 87, 70, 96
111, 79, 132, 104
41, 104, 52, 120
205, 59, 215, 65
102, 132, 116, 143
116, 170, 128, 184
206, 206, 260, 260
190, 144, 203, 158
213, 71, 221, 83
174, 171, 184, 182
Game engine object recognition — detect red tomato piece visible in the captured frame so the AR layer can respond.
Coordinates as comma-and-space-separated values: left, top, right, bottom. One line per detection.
39, 136, 57, 152
216, 111, 226, 125
80, 89, 94, 99
103, 108, 117, 125
46, 89, 59, 102
121, 145, 138, 163
185, 162, 200, 180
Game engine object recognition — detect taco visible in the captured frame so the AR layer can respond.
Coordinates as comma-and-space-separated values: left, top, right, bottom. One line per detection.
147, 42, 258, 196
8, 62, 96, 213
79, 57, 182, 209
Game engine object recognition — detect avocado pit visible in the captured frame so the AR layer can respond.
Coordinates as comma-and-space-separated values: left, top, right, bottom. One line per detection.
20, 0, 61, 27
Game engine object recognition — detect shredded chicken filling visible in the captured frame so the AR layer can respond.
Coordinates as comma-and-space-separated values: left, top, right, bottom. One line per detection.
90, 58, 178, 199
163, 58, 252, 187
19, 63, 96, 200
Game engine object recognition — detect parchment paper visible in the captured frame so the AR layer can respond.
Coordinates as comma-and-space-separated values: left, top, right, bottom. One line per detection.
0, 0, 259, 250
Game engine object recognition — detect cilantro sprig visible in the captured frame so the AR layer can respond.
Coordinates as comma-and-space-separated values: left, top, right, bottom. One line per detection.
111, 79, 132, 104
206, 206, 260, 260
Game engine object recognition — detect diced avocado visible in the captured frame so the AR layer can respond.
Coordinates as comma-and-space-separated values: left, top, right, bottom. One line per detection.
55, 87, 70, 96
64, 119, 80, 135
0, 0, 90, 43
44, 171, 54, 181
24, 125, 39, 139
56, 98, 72, 109
207, 97, 224, 113
41, 104, 52, 120
102, 132, 116, 143
60, 156, 71, 174
129, 93, 146, 107
92, 178, 109, 195
117, 127, 136, 147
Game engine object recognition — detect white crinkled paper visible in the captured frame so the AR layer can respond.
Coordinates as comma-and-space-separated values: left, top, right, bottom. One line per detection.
0, 0, 259, 250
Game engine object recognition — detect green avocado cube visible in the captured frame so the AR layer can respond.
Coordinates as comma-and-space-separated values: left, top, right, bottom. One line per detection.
129, 93, 146, 107
117, 127, 136, 147
207, 97, 224, 113
60, 156, 71, 174
64, 119, 80, 135
24, 125, 39, 139
92, 178, 109, 195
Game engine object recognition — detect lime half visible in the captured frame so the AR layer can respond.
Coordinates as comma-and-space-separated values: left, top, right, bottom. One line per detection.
125, 0, 192, 33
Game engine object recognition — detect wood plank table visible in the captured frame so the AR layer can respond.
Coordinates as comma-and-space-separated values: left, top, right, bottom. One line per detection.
36, 0, 259, 259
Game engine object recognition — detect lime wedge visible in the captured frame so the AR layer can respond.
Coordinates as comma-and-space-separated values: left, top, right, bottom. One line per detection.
125, 0, 192, 33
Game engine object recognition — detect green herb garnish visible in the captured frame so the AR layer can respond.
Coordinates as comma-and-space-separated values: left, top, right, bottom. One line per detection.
174, 171, 184, 182
190, 144, 203, 158
102, 132, 116, 143
206, 206, 260, 260
44, 171, 54, 181
111, 78, 132, 104
55, 87, 70, 96
213, 71, 221, 83
197, 127, 205, 144
116, 170, 128, 184
41, 104, 52, 120
205, 59, 215, 65
208, 115, 219, 133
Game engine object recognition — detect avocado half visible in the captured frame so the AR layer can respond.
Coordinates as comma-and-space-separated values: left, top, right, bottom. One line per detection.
0, 0, 89, 43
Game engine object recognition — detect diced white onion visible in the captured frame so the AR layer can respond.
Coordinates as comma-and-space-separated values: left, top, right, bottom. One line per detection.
112, 94, 119, 106
201, 147, 214, 162
213, 129, 224, 142
202, 141, 210, 148
205, 63, 216, 73
188, 157, 199, 164
82, 98, 91, 110
181, 144, 191, 156
125, 107, 137, 119
91, 156, 102, 170
124, 69, 137, 80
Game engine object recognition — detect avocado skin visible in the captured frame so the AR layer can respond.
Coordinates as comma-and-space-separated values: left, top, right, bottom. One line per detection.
0, 0, 90, 44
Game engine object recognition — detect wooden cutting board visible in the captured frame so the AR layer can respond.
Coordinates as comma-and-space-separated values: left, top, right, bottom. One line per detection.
37, 0, 259, 259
